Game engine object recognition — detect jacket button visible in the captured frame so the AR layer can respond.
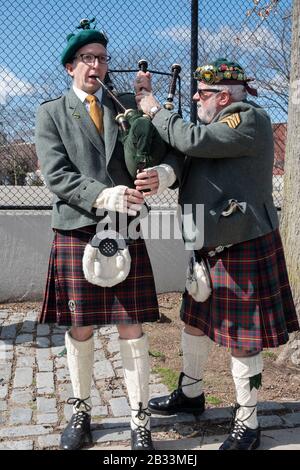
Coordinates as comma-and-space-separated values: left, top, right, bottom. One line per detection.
162, 126, 167, 130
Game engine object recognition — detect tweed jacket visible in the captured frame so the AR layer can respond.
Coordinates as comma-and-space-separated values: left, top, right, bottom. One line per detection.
35, 88, 137, 230
152, 100, 279, 249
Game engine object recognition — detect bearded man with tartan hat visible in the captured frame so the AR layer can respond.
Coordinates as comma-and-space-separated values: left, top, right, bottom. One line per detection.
134, 58, 299, 450
35, 18, 177, 451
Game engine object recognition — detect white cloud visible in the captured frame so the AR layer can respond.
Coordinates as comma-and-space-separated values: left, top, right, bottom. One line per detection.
157, 24, 282, 53
199, 25, 282, 54
258, 70, 289, 93
0, 68, 34, 105
157, 26, 191, 41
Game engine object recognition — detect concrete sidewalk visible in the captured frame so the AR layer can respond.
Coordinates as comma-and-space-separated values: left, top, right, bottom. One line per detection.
96, 427, 300, 450
0, 306, 300, 450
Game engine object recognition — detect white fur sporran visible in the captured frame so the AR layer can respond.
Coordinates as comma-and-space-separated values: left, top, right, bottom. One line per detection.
82, 230, 132, 288
186, 254, 212, 302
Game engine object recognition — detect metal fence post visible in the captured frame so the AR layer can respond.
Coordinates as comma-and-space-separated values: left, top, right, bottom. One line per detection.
190, 0, 198, 124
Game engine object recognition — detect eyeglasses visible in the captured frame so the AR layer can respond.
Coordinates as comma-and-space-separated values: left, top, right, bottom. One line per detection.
74, 53, 111, 65
196, 88, 221, 97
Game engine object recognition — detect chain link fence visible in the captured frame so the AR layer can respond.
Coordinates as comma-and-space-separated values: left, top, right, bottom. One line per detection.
0, 0, 291, 209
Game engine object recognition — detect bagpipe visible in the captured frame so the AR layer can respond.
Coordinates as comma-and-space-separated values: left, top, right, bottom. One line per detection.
83, 61, 182, 289
95, 60, 182, 179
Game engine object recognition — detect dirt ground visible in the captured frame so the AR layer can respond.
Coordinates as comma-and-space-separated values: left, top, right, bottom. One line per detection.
1, 293, 299, 407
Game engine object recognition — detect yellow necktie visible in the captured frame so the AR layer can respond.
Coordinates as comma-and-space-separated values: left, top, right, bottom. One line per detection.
86, 95, 104, 134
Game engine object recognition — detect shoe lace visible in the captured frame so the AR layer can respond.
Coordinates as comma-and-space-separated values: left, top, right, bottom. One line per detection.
135, 426, 152, 446
132, 402, 151, 421
67, 397, 91, 412
178, 372, 202, 392
167, 373, 202, 400
229, 403, 256, 440
70, 411, 88, 429
131, 403, 152, 447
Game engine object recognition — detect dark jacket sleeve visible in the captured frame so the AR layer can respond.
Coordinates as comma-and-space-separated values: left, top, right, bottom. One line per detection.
152, 107, 257, 159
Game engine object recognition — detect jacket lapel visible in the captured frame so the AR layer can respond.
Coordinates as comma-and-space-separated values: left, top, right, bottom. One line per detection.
102, 90, 119, 165
66, 88, 105, 155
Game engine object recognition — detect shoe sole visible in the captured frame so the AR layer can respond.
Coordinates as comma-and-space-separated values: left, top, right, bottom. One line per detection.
250, 437, 260, 450
219, 436, 261, 451
131, 445, 156, 450
148, 406, 205, 416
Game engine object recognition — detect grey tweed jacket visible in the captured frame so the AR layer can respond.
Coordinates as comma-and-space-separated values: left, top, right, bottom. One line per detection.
35, 88, 136, 230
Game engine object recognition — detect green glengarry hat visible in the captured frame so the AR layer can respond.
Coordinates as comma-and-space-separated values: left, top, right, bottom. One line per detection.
193, 58, 257, 96
61, 18, 108, 66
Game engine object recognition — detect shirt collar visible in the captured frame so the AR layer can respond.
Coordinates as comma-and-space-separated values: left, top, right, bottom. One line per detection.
73, 85, 103, 104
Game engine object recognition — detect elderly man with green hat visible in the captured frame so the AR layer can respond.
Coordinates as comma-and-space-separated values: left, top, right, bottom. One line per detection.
134, 58, 299, 450
35, 19, 164, 451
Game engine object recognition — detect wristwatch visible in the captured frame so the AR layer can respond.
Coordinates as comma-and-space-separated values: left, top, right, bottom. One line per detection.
149, 105, 161, 118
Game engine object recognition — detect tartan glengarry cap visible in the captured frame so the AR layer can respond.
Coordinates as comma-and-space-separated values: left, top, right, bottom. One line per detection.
61, 18, 108, 66
193, 58, 258, 96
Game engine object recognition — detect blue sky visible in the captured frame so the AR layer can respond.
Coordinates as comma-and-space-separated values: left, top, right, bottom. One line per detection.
1, 0, 290, 73
0, 0, 292, 138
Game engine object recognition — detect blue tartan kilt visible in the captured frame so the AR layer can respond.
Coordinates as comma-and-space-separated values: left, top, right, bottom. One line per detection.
181, 229, 299, 351
40, 226, 159, 326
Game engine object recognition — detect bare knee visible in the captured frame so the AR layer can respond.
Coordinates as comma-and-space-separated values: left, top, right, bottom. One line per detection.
70, 326, 94, 342
184, 324, 206, 336
118, 323, 143, 340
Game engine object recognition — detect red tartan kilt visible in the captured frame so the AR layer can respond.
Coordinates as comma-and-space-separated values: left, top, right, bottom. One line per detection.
40, 226, 159, 326
181, 229, 299, 351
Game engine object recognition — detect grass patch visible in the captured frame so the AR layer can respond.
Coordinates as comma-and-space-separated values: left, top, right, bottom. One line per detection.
206, 395, 222, 406
149, 350, 166, 360
152, 367, 179, 391
262, 351, 277, 360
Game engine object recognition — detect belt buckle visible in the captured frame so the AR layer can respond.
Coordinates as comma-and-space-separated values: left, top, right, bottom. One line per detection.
207, 246, 223, 257
207, 244, 232, 257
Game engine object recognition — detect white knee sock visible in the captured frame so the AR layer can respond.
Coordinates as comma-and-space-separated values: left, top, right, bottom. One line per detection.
181, 331, 212, 398
65, 330, 94, 414
231, 353, 263, 429
119, 334, 150, 430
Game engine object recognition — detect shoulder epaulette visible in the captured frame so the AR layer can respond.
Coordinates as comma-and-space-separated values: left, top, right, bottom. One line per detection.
40, 96, 62, 105
219, 112, 241, 129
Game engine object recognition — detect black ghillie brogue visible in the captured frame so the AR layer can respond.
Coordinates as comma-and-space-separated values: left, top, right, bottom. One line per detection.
131, 403, 154, 451
219, 403, 261, 450
148, 372, 205, 415
60, 397, 92, 450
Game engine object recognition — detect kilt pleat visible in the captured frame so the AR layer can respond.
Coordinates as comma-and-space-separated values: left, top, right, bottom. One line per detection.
39, 226, 159, 326
181, 229, 299, 351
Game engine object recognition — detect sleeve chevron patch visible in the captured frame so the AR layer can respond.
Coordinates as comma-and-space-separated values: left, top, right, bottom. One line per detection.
218, 113, 241, 129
